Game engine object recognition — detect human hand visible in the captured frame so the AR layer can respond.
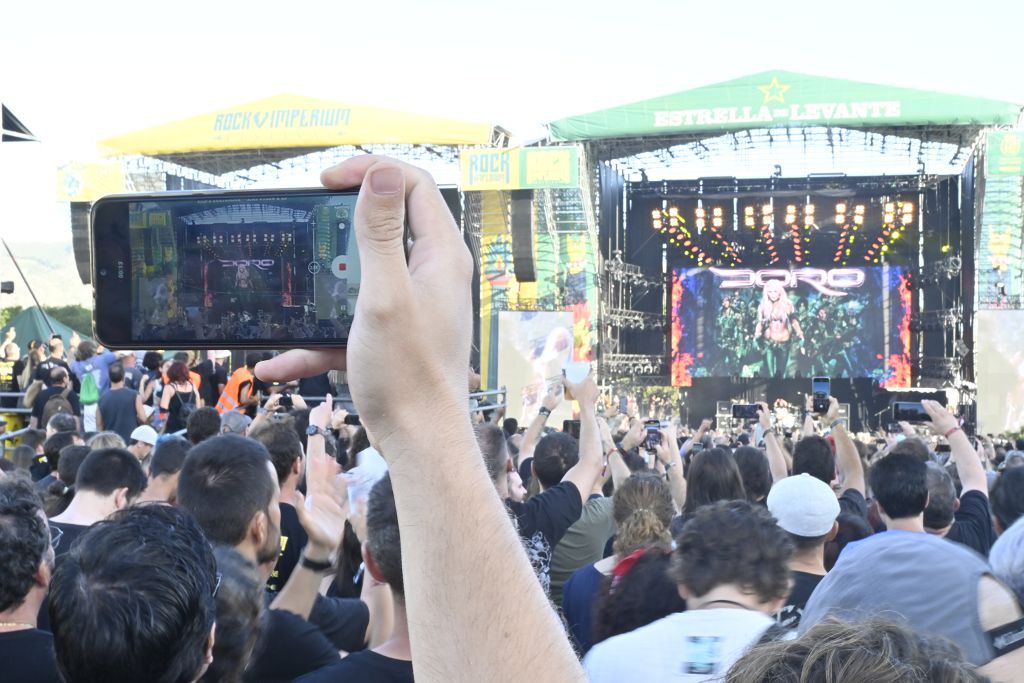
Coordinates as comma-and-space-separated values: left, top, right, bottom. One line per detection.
254, 156, 474, 450
757, 402, 773, 432
294, 438, 348, 556
290, 394, 308, 410
263, 393, 282, 412
69, 331, 80, 348
804, 393, 814, 413
331, 408, 349, 432
541, 384, 563, 413
922, 400, 958, 437
562, 371, 597, 411
597, 417, 615, 452
620, 419, 646, 451
899, 421, 916, 438
698, 418, 713, 435
309, 394, 332, 429
3, 328, 13, 341
824, 397, 840, 424
654, 423, 678, 465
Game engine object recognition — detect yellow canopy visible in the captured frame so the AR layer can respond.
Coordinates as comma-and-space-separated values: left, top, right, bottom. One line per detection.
99, 93, 494, 157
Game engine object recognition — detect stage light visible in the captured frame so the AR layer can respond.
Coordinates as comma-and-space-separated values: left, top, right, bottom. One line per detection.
696, 207, 706, 219
884, 212, 895, 224
901, 212, 913, 225
884, 202, 895, 213
744, 206, 754, 217
941, 244, 950, 253
653, 219, 663, 230
668, 206, 678, 217
835, 203, 847, 214
761, 204, 772, 215
744, 217, 755, 227
835, 214, 845, 224
712, 217, 723, 228
853, 215, 864, 226
854, 204, 865, 215
696, 218, 706, 229
712, 207, 723, 217
903, 202, 914, 213
762, 216, 771, 226
805, 204, 815, 215
881, 245, 889, 253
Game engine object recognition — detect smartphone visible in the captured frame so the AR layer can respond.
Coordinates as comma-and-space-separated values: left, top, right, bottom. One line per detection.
617, 396, 628, 415
892, 401, 930, 423
562, 420, 581, 439
91, 188, 362, 348
812, 376, 830, 414
644, 419, 662, 451
732, 404, 760, 420
935, 443, 951, 453
279, 393, 293, 409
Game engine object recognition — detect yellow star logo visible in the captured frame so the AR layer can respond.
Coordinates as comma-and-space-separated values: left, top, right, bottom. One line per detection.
758, 77, 791, 105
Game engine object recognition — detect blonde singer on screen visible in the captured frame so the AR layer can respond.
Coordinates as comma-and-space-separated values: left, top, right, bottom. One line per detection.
753, 279, 805, 378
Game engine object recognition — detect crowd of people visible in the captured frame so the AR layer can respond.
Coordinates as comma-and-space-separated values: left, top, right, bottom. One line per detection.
0, 157, 1022, 682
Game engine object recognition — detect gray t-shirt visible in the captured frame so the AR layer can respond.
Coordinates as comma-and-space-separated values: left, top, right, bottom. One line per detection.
549, 495, 616, 604
97, 387, 140, 443
799, 529, 993, 665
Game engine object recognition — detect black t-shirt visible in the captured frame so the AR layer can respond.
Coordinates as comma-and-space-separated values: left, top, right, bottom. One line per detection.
308, 593, 370, 653
838, 488, 868, 520
267, 502, 308, 592
35, 358, 78, 391
195, 360, 228, 407
505, 481, 583, 594
31, 385, 81, 421
244, 609, 340, 683
945, 490, 997, 556
776, 570, 825, 629
98, 387, 140, 443
50, 521, 90, 558
296, 650, 414, 682
0, 359, 17, 408
297, 373, 334, 406
0, 629, 62, 682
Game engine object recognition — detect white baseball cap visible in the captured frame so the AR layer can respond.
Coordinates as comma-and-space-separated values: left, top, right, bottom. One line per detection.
767, 473, 841, 537
129, 425, 159, 446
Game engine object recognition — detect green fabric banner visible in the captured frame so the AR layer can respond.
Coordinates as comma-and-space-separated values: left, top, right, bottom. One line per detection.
988, 131, 1024, 176
548, 71, 1021, 140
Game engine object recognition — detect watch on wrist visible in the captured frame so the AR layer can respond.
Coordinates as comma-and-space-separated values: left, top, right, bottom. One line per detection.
299, 552, 336, 573
305, 425, 331, 438
538, 406, 551, 418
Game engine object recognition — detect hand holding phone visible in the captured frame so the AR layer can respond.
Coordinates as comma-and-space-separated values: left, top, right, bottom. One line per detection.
644, 419, 662, 451
892, 401, 930, 424
921, 399, 958, 436
812, 377, 830, 415
732, 404, 760, 421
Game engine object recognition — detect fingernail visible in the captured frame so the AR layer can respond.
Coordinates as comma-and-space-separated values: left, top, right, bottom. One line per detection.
370, 167, 402, 195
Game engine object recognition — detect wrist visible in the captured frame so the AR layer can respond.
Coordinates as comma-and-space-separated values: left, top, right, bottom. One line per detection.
302, 543, 336, 564
538, 406, 552, 419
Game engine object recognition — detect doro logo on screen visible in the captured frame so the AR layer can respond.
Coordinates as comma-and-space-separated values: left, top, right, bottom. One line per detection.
710, 268, 866, 297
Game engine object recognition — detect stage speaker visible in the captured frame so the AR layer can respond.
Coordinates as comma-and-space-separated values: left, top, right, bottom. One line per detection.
70, 202, 91, 285
510, 190, 536, 282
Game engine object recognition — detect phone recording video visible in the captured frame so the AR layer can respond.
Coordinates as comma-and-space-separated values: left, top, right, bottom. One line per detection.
91, 188, 360, 348
812, 376, 830, 414
732, 403, 760, 420
892, 401, 930, 423
644, 419, 662, 451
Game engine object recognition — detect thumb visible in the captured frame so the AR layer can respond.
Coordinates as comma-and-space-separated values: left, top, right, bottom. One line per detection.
354, 162, 409, 309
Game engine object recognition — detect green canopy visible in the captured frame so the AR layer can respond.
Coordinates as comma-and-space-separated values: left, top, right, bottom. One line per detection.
1, 307, 89, 349
548, 70, 1022, 141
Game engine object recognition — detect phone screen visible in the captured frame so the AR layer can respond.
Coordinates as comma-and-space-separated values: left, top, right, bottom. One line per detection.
732, 404, 760, 420
92, 189, 360, 347
812, 377, 830, 397
892, 401, 930, 423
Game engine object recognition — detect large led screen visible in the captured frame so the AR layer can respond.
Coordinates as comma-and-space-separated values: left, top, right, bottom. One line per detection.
670, 266, 912, 386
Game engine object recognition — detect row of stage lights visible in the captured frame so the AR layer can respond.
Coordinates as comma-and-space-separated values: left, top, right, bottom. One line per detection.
651, 200, 916, 265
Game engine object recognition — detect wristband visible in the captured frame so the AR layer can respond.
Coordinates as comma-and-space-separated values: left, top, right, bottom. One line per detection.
538, 407, 551, 418
299, 552, 336, 573
829, 419, 847, 430
944, 426, 962, 439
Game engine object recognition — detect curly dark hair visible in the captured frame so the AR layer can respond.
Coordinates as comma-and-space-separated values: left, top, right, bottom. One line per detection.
592, 544, 686, 646
0, 476, 49, 612
671, 499, 793, 603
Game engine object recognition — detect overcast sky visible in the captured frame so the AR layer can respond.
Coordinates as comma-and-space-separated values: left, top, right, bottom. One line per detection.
2, 0, 1023, 242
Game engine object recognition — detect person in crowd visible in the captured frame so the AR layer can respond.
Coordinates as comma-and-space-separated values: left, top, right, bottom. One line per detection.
41, 445, 90, 518
44, 413, 76, 440
727, 617, 990, 683
96, 362, 147, 444
297, 473, 414, 682
186, 406, 222, 445
48, 448, 147, 555
127, 424, 158, 466
990, 465, 1024, 534
135, 436, 191, 505
86, 430, 126, 450
217, 353, 261, 417
584, 500, 794, 681
200, 546, 265, 683
766, 473, 840, 627
255, 156, 585, 682
32, 431, 79, 489
69, 339, 118, 394
221, 409, 252, 435
0, 477, 62, 683
475, 370, 602, 595
799, 446, 1022, 668
823, 511, 874, 570
138, 350, 165, 407
29, 367, 80, 431
32, 336, 78, 391
115, 350, 144, 390
563, 471, 675, 654
251, 421, 310, 593
48, 504, 217, 682
733, 445, 772, 504
176, 432, 362, 681
9, 444, 36, 473
791, 397, 867, 521
297, 371, 336, 407
990, 516, 1024, 609
195, 350, 231, 409
673, 447, 745, 535
160, 360, 202, 435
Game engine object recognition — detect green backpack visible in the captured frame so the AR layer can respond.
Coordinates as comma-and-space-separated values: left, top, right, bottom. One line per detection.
79, 372, 100, 406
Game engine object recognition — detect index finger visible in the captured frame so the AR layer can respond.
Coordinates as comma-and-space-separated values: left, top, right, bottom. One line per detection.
321, 155, 459, 244
256, 349, 346, 384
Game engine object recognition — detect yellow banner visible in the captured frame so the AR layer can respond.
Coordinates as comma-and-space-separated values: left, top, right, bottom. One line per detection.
461, 146, 580, 191
56, 162, 125, 202
99, 94, 494, 156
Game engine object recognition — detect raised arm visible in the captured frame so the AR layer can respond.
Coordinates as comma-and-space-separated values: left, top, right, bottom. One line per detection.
519, 385, 561, 461
654, 423, 686, 511
598, 418, 630, 491
255, 157, 583, 682
560, 372, 603, 508
923, 400, 987, 496
826, 397, 865, 496
758, 402, 789, 483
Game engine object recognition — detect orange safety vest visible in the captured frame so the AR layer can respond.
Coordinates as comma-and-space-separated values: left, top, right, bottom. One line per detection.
216, 366, 254, 414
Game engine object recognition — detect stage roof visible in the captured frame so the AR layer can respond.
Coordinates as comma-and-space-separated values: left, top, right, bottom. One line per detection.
2, 104, 37, 142
547, 70, 1022, 142
98, 94, 496, 174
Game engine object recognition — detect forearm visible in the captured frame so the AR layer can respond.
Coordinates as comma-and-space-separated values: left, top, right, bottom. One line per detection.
608, 449, 631, 491
764, 432, 790, 482
270, 542, 336, 620
832, 424, 865, 494
949, 430, 987, 494
803, 414, 817, 437
667, 460, 686, 511
385, 424, 584, 681
520, 412, 548, 459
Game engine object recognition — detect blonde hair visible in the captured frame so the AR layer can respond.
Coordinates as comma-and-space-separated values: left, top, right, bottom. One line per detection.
612, 473, 674, 557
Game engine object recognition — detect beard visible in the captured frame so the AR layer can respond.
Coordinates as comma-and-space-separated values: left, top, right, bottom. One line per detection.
256, 523, 282, 566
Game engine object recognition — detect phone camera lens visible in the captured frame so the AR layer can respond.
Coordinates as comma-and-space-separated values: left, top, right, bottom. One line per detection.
99, 268, 108, 277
